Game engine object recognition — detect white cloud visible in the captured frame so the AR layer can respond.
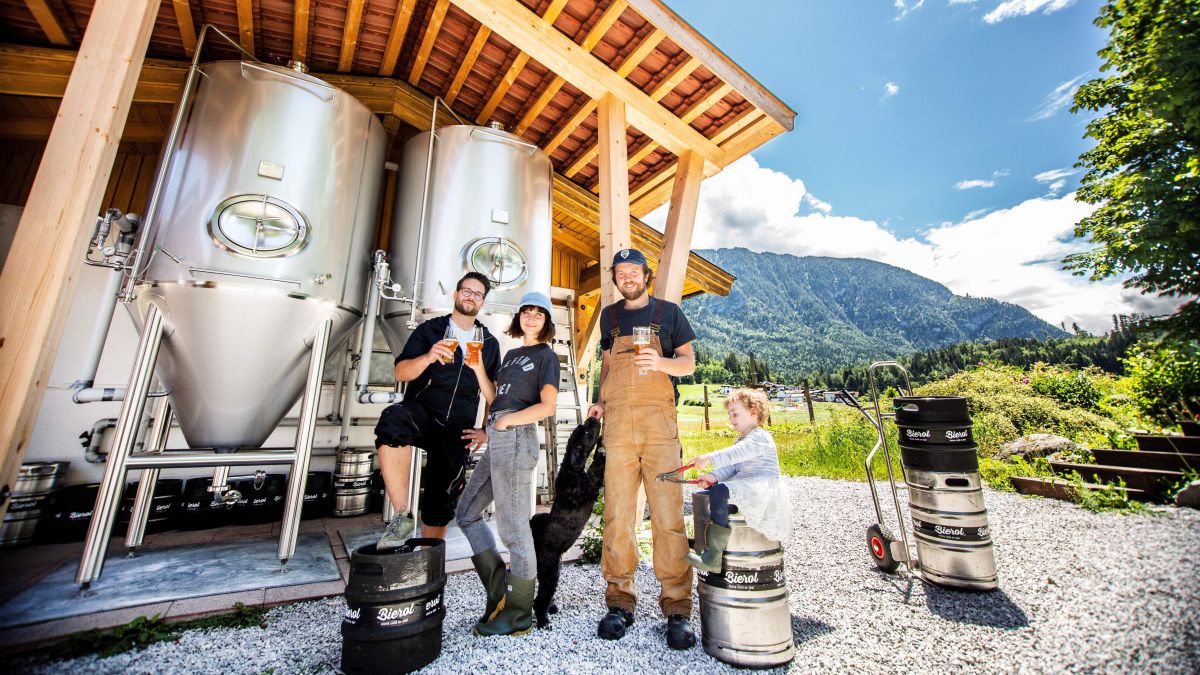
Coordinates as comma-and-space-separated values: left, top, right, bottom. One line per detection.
955, 179, 995, 190
985, 0, 1077, 24
1047, 179, 1067, 194
894, 0, 926, 20
1034, 167, 1077, 183
804, 193, 833, 214
1029, 74, 1086, 121
884, 82, 900, 97
645, 156, 1183, 333
948, 0, 978, 4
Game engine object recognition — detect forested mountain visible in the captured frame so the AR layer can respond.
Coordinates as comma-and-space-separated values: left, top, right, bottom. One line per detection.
681, 248, 1067, 381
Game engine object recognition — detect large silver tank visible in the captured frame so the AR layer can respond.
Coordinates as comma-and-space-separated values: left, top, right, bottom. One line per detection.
381, 124, 552, 354
136, 60, 385, 448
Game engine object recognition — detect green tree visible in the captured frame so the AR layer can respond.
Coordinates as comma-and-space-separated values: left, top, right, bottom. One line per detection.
1124, 338, 1200, 423
1068, 0, 1200, 337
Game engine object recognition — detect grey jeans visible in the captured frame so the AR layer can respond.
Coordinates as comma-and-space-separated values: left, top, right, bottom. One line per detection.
455, 421, 539, 580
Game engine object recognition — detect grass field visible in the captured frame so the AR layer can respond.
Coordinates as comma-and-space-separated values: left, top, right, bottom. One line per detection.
674, 384, 902, 482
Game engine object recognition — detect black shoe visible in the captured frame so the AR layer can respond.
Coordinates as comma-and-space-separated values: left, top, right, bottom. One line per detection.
666, 614, 696, 650
597, 607, 634, 640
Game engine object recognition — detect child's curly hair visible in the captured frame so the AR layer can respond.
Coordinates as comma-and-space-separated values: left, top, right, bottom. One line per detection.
723, 387, 769, 423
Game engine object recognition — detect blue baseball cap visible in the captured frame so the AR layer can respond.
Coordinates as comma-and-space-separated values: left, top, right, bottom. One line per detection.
612, 248, 648, 267
517, 291, 553, 315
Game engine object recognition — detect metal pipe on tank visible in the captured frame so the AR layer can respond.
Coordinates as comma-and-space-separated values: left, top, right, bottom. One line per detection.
407, 98, 465, 330
120, 25, 260, 302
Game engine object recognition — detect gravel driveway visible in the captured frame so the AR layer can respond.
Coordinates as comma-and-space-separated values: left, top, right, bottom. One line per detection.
17, 476, 1200, 674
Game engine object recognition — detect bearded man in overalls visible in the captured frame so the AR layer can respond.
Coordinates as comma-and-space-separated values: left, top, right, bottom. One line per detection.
587, 248, 698, 650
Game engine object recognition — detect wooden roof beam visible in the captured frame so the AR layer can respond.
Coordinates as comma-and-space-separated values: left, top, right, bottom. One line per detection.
22, 0, 70, 46
452, 0, 724, 167
337, 0, 367, 72
444, 26, 491, 105
517, 1, 625, 140
172, 1, 197, 57
378, 0, 417, 77
235, 0, 254, 55
648, 56, 698, 101
292, 0, 310, 63
616, 27, 664, 78
475, 0, 569, 126
679, 81, 733, 125
410, 0, 450, 85
626, 0, 795, 131
543, 100, 596, 155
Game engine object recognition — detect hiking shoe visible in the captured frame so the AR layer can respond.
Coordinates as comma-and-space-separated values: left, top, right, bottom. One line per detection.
666, 614, 696, 650
597, 607, 634, 640
376, 511, 415, 550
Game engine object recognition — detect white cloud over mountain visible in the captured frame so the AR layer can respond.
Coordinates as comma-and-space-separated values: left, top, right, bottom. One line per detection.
644, 156, 1180, 333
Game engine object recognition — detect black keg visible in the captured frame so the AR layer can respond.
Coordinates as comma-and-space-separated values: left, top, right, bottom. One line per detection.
228, 473, 286, 525
341, 539, 446, 675
43, 483, 100, 542
893, 396, 978, 473
117, 478, 183, 534
1, 462, 70, 547
302, 471, 332, 520
892, 396, 997, 590
179, 477, 232, 530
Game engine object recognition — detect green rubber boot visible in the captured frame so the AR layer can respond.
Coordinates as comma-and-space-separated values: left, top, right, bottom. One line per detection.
473, 575, 535, 637
685, 522, 731, 573
471, 549, 508, 623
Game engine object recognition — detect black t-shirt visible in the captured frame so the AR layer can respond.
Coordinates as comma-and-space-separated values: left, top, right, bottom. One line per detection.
397, 315, 501, 427
598, 297, 696, 356
492, 343, 560, 413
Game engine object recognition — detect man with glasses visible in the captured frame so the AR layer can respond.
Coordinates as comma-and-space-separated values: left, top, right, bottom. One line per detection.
374, 272, 501, 548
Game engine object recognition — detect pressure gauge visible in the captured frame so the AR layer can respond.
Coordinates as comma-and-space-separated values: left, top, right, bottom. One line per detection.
463, 237, 528, 290
209, 194, 309, 258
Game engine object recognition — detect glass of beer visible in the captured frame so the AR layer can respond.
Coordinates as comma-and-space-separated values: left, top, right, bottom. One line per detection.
633, 326, 652, 375
440, 324, 458, 364
466, 326, 484, 366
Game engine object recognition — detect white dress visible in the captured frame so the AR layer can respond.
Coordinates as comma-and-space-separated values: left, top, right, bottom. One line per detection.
708, 428, 793, 543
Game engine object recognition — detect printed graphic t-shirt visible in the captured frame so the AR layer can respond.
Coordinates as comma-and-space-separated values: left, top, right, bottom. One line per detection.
492, 343, 561, 413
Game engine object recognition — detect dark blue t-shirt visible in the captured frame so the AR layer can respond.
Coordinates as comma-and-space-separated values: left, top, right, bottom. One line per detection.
492, 343, 560, 413
598, 297, 696, 356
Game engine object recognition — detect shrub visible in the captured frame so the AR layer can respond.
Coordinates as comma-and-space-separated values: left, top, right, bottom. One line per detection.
1031, 369, 1102, 410
1124, 339, 1200, 425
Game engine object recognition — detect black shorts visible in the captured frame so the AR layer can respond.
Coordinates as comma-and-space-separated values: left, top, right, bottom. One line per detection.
374, 401, 472, 527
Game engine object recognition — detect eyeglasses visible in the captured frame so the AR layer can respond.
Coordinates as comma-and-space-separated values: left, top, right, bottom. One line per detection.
458, 288, 485, 300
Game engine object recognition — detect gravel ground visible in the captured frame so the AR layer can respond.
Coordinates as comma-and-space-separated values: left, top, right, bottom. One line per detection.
15, 476, 1200, 674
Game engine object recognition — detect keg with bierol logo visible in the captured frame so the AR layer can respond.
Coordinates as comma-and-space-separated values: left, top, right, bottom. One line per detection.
341, 539, 446, 674
691, 492, 795, 668
893, 396, 997, 590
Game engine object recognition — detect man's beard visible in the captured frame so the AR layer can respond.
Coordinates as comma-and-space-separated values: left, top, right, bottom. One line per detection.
454, 300, 480, 316
619, 281, 646, 301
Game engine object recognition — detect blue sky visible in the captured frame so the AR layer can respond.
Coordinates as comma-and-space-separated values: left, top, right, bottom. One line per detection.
648, 0, 1180, 332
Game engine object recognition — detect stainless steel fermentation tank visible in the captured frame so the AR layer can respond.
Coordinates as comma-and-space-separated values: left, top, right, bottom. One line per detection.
380, 123, 553, 352
75, 25, 385, 587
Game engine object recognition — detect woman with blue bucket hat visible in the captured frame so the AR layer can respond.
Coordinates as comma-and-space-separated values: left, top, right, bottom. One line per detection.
455, 291, 561, 636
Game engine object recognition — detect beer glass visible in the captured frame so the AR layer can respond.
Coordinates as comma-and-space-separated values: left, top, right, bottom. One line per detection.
440, 324, 459, 364
633, 326, 652, 375
466, 326, 484, 366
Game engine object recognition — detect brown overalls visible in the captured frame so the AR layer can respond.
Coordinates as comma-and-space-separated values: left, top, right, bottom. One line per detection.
599, 300, 693, 617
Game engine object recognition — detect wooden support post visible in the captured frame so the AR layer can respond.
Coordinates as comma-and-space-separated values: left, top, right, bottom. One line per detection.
803, 378, 815, 425
597, 93, 630, 310
703, 384, 710, 432
0, 0, 159, 518
653, 149, 704, 303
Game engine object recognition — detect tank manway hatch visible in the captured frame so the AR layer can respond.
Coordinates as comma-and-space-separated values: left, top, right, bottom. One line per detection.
209, 194, 309, 258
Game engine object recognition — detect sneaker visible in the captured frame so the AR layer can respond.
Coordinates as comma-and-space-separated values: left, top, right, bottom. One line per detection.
596, 607, 634, 640
666, 614, 696, 650
376, 511, 415, 550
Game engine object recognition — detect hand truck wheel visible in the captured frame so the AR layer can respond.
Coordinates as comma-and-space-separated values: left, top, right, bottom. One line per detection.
867, 524, 900, 573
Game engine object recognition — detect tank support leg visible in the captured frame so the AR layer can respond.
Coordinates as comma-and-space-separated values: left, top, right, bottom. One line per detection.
77, 304, 165, 588
278, 318, 333, 566
124, 397, 173, 553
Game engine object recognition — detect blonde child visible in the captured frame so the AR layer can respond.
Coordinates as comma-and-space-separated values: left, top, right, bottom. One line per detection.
686, 388, 792, 572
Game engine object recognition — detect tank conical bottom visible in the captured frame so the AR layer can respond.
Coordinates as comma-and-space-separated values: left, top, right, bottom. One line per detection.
135, 283, 360, 448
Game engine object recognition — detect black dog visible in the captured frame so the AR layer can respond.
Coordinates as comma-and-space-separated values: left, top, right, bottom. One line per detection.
531, 416, 606, 629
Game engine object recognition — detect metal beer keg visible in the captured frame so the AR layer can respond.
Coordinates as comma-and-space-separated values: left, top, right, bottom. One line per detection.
0, 462, 70, 547
334, 450, 374, 517
341, 539, 446, 674
691, 492, 795, 668
894, 396, 998, 590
